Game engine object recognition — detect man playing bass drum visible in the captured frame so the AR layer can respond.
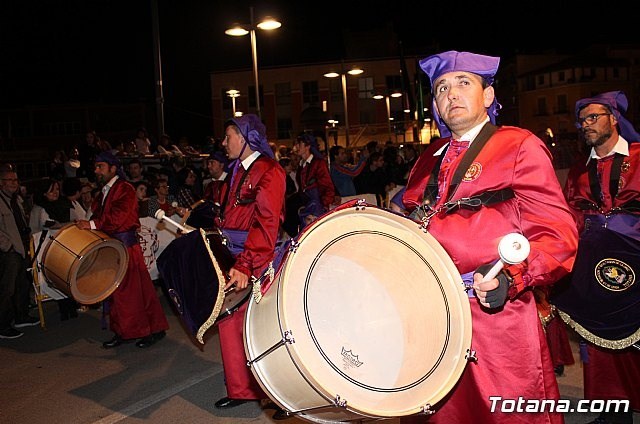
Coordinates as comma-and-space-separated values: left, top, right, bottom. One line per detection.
212, 114, 287, 420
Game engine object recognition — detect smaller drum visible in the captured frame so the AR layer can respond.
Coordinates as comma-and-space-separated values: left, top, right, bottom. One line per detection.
41, 224, 128, 305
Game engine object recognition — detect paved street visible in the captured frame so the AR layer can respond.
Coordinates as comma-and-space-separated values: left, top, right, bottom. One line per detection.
0, 290, 636, 424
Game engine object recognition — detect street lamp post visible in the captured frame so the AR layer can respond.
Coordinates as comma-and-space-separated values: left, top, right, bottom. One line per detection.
374, 92, 402, 142
226, 89, 240, 117
324, 66, 363, 147
225, 7, 281, 119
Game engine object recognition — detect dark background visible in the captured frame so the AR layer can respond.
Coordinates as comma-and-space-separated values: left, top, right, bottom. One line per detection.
0, 0, 625, 141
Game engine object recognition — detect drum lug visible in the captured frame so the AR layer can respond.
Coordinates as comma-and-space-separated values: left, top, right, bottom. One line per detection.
421, 403, 435, 415
333, 394, 347, 408
354, 199, 367, 210
289, 240, 299, 253
247, 330, 296, 367
465, 348, 478, 363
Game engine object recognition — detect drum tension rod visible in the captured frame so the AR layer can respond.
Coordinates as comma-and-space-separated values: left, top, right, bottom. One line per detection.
465, 348, 478, 363
421, 403, 435, 415
246, 330, 295, 367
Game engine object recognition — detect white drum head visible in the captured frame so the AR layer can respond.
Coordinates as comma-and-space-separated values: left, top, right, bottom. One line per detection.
274, 206, 471, 418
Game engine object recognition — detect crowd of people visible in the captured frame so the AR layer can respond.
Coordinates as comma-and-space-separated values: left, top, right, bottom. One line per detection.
1, 49, 638, 424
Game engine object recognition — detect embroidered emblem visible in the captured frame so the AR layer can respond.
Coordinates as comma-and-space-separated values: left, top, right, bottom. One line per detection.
463, 162, 482, 182
621, 161, 630, 173
618, 176, 625, 192
595, 258, 635, 291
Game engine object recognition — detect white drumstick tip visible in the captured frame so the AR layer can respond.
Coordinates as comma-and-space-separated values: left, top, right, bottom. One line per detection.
482, 233, 530, 282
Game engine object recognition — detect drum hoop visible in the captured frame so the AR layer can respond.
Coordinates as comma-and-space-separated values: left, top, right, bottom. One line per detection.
269, 206, 472, 416
557, 309, 640, 350
195, 228, 227, 344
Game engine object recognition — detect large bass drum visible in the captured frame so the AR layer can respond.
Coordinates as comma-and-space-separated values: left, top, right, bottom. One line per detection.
244, 203, 472, 423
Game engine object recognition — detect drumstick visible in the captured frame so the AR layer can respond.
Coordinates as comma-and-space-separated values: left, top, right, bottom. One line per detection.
482, 233, 530, 282
154, 209, 193, 234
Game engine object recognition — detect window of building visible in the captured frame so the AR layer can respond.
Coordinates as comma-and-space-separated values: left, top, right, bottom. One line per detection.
537, 97, 547, 115
277, 118, 293, 140
537, 75, 545, 85
556, 94, 568, 113
248, 85, 264, 108
221, 89, 232, 110
385, 75, 402, 93
302, 80, 319, 104
329, 79, 342, 102
358, 77, 374, 99
613, 67, 620, 78
275, 82, 291, 106
558, 71, 565, 82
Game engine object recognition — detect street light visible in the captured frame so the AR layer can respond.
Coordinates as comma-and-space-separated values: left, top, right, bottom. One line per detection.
373, 92, 402, 142
324, 66, 363, 146
226, 89, 240, 117
225, 7, 281, 119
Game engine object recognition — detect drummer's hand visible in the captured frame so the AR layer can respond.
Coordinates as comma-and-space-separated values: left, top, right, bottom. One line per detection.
473, 264, 509, 309
225, 267, 249, 291
76, 220, 91, 230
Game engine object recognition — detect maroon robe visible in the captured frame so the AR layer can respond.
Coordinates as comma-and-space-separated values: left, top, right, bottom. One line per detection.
91, 177, 169, 339
214, 155, 286, 399
401, 125, 577, 424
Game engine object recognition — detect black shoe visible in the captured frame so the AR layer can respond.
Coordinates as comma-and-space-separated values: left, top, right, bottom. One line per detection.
102, 335, 125, 349
135, 330, 165, 348
0, 327, 24, 339
14, 315, 40, 328
272, 408, 291, 420
554, 364, 564, 376
214, 397, 247, 409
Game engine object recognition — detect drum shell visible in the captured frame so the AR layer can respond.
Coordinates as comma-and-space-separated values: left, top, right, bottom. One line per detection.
244, 205, 472, 422
41, 224, 128, 305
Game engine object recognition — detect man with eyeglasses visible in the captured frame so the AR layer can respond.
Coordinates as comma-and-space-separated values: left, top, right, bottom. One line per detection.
0, 163, 40, 339
554, 91, 640, 424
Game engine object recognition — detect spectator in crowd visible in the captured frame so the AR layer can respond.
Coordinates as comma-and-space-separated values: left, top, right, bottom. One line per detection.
329, 145, 367, 198
29, 177, 80, 320
0, 163, 40, 338
126, 158, 146, 183
175, 167, 201, 209
397, 51, 577, 424
64, 147, 81, 178
77, 130, 100, 182
133, 128, 152, 155
79, 182, 95, 218
354, 151, 395, 206
147, 178, 177, 219
133, 180, 150, 218
76, 152, 169, 349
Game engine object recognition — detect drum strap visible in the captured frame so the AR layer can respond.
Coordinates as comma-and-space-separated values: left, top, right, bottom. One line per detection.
418, 123, 514, 218
219, 158, 258, 222
111, 230, 138, 247
587, 153, 624, 208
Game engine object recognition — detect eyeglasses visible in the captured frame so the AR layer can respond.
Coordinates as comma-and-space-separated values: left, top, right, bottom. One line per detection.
576, 113, 611, 127
1, 178, 18, 182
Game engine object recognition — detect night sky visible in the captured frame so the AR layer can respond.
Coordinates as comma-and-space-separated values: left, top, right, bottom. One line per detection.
0, 0, 630, 138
